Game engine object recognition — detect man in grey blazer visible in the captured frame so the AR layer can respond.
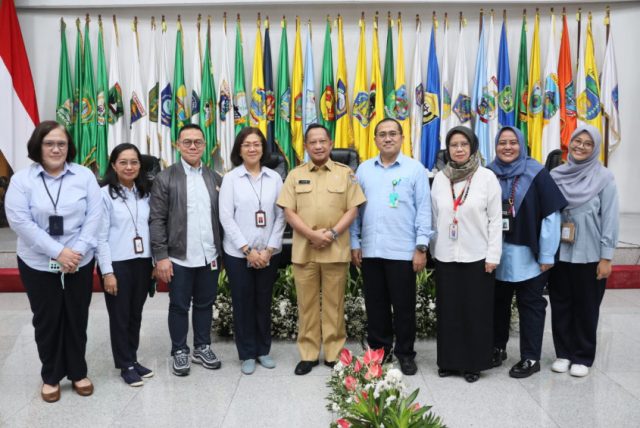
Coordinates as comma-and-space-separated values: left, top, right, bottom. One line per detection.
150, 124, 223, 376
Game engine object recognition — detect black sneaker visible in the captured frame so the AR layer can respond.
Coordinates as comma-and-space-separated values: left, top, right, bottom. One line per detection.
133, 362, 154, 378
492, 348, 507, 368
172, 349, 191, 376
509, 359, 540, 378
121, 367, 144, 387
192, 345, 222, 369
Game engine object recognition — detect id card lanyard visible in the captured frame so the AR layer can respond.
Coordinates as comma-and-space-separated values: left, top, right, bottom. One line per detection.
246, 174, 266, 227
502, 176, 519, 232
121, 190, 144, 254
449, 176, 472, 240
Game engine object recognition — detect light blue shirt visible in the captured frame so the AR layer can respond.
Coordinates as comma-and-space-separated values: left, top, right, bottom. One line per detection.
350, 153, 434, 261
5, 162, 102, 271
170, 158, 218, 268
219, 164, 286, 258
496, 211, 561, 282
96, 185, 151, 275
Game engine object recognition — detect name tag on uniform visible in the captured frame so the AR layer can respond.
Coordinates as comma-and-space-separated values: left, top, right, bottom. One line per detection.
561, 222, 576, 244
298, 179, 311, 184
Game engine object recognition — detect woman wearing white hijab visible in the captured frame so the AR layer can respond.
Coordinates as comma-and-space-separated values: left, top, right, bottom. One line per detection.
549, 124, 619, 378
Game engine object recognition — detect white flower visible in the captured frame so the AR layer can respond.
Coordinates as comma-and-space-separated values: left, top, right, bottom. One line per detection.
385, 395, 397, 406
386, 368, 403, 383
213, 308, 220, 320
331, 403, 339, 412
429, 302, 436, 310
334, 361, 344, 371
278, 300, 288, 316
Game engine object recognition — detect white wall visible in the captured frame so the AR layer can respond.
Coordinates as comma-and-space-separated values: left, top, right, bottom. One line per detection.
14, 1, 640, 213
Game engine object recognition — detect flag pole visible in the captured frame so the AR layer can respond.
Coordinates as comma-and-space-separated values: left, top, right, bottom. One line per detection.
479, 8, 483, 39
604, 6, 610, 166
223, 12, 227, 35
576, 8, 582, 72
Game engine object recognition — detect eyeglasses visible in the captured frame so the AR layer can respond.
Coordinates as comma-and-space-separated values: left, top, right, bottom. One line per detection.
375, 131, 401, 139
180, 139, 205, 148
115, 160, 140, 167
43, 140, 68, 150
449, 141, 470, 150
241, 143, 262, 150
570, 138, 595, 149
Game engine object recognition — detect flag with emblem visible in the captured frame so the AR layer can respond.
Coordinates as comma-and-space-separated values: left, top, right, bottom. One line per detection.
541, 13, 560, 162
291, 17, 304, 162
216, 18, 234, 172
302, 21, 317, 138
190, 17, 202, 126
95, 17, 109, 176
439, 15, 450, 148
334, 15, 353, 149
527, 12, 543, 162
471, 16, 488, 161
56, 19, 73, 138
275, 17, 294, 169
263, 17, 275, 150
409, 17, 423, 161
601, 27, 620, 154
514, 13, 528, 145
395, 14, 411, 157
200, 17, 217, 168
485, 14, 499, 160
451, 17, 471, 129
319, 17, 335, 140
352, 15, 369, 161
233, 18, 249, 135
171, 17, 189, 146
367, 14, 384, 161
158, 16, 173, 167
383, 14, 395, 120
129, 18, 148, 154
558, 12, 576, 160
107, 16, 124, 158
497, 14, 514, 127
72, 20, 83, 162
146, 18, 160, 159
422, 17, 440, 169
250, 16, 267, 136
79, 18, 97, 166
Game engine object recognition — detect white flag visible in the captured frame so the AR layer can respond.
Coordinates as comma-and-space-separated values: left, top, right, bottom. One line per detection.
601, 32, 621, 153
146, 19, 160, 159
107, 17, 124, 155
191, 22, 202, 125
158, 19, 173, 167
450, 21, 471, 129
129, 22, 148, 153
409, 19, 423, 160
541, 13, 561, 162
575, 30, 586, 129
216, 24, 234, 173
485, 14, 499, 160
439, 18, 450, 147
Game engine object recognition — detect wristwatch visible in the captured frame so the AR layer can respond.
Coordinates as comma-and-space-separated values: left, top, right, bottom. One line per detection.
415, 244, 428, 253
329, 228, 339, 241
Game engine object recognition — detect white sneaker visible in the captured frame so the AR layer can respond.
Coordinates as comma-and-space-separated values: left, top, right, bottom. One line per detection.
551, 358, 571, 373
570, 364, 589, 377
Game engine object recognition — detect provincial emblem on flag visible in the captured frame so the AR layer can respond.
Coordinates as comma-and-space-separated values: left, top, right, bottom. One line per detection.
56, 99, 73, 127
203, 99, 214, 127
219, 81, 231, 122
477, 90, 497, 122
368, 84, 377, 121
96, 92, 106, 126
81, 97, 95, 124
394, 85, 409, 121
336, 80, 347, 120
422, 92, 439, 125
498, 85, 514, 113
191, 90, 200, 117
293, 93, 302, 122
352, 91, 369, 127
321, 85, 335, 121
453, 93, 471, 123
583, 75, 600, 120
529, 80, 543, 114
265, 90, 275, 121
160, 84, 172, 126
130, 91, 146, 123
304, 89, 317, 122
543, 75, 559, 119
175, 85, 188, 122
233, 91, 248, 125
148, 84, 159, 123
279, 89, 291, 123
250, 87, 266, 123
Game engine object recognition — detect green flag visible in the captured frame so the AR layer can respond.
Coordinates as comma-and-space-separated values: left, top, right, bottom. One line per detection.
56, 19, 73, 134
95, 18, 109, 176
275, 18, 294, 170
200, 18, 217, 168
73, 19, 83, 162
79, 18, 97, 167
319, 18, 335, 140
171, 18, 190, 145
383, 16, 395, 118
233, 19, 249, 135
515, 14, 528, 145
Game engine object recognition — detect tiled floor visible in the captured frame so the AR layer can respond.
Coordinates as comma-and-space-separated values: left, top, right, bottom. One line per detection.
1, 291, 639, 428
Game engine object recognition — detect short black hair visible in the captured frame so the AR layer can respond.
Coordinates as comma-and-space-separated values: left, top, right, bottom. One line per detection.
373, 118, 402, 137
304, 123, 331, 142
100, 143, 151, 200
230, 127, 270, 167
27, 120, 76, 164
177, 123, 205, 141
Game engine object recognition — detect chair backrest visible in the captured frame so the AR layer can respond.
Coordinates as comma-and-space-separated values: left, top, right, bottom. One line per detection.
330, 148, 359, 172
263, 152, 288, 182
140, 155, 161, 181
545, 149, 563, 171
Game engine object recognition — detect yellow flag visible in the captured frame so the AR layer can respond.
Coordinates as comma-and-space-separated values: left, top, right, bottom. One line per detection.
395, 15, 412, 156
334, 15, 353, 149
250, 17, 267, 136
579, 16, 604, 160
527, 12, 543, 162
291, 17, 304, 161
367, 14, 384, 161
352, 16, 369, 161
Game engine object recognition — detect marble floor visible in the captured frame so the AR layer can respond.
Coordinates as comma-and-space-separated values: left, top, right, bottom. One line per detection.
1, 291, 640, 428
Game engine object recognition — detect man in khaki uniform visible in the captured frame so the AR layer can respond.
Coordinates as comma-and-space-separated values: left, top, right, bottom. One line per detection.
277, 124, 366, 375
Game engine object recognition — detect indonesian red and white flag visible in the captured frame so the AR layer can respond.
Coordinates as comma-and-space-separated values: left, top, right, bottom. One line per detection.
0, 0, 39, 171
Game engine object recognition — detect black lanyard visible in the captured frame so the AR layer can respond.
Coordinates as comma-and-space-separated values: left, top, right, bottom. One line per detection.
246, 174, 264, 211
40, 174, 64, 214
121, 189, 140, 237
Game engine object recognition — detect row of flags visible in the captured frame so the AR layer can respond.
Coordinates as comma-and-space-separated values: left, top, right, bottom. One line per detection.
52, 9, 620, 176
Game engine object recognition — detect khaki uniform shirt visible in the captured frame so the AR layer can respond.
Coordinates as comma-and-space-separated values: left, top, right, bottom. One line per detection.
277, 159, 366, 264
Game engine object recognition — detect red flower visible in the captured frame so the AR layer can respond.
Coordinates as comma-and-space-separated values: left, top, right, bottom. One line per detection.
354, 359, 362, 373
363, 348, 385, 365
339, 348, 353, 366
412, 403, 421, 412
344, 375, 357, 391
365, 362, 382, 379
336, 418, 351, 428
361, 391, 369, 401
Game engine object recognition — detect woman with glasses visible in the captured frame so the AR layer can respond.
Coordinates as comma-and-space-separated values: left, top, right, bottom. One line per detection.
430, 126, 503, 382
219, 127, 285, 375
96, 143, 154, 387
548, 125, 619, 377
487, 126, 567, 379
5, 121, 102, 402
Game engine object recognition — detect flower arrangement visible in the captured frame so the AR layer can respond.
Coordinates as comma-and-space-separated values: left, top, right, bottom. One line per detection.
326, 348, 445, 428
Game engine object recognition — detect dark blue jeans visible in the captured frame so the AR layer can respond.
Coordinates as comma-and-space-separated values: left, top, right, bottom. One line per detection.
168, 262, 219, 355
225, 253, 281, 360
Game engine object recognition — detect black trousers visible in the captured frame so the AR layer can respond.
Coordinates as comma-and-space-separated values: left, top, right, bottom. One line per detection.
168, 262, 219, 354
362, 258, 416, 360
225, 253, 281, 360
18, 257, 94, 385
548, 262, 606, 366
102, 258, 152, 369
494, 271, 549, 361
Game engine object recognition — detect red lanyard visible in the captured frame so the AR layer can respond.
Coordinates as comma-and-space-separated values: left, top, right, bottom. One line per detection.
450, 176, 472, 222
507, 176, 520, 216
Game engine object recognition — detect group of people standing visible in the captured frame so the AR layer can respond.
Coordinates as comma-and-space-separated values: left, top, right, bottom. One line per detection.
5, 116, 617, 403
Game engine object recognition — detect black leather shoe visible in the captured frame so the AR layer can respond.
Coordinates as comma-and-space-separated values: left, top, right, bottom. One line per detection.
294, 360, 319, 375
509, 359, 540, 378
324, 360, 336, 368
492, 348, 507, 368
438, 368, 455, 378
399, 359, 418, 376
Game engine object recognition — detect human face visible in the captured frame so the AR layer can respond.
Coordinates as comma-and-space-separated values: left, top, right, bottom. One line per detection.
112, 149, 140, 187
569, 131, 595, 162
374, 121, 403, 161
496, 129, 520, 164
304, 128, 333, 165
448, 133, 472, 164
177, 128, 206, 167
240, 133, 263, 169
41, 127, 68, 174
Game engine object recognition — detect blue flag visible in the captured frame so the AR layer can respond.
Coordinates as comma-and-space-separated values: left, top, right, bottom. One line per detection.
422, 25, 440, 170
472, 20, 490, 163
497, 21, 515, 127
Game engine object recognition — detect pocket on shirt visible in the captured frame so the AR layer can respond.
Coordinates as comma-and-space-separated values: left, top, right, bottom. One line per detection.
294, 184, 313, 207
327, 182, 346, 209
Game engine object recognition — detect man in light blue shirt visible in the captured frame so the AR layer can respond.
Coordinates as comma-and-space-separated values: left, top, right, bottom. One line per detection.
350, 118, 434, 376
150, 124, 223, 376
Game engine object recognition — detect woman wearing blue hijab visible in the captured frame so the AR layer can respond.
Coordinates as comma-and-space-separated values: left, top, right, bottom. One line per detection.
487, 126, 567, 378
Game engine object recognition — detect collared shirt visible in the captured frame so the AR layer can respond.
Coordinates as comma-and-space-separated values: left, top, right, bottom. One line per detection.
559, 181, 619, 263
96, 185, 151, 275
430, 167, 503, 264
5, 162, 102, 271
496, 211, 561, 282
170, 158, 217, 267
219, 164, 286, 258
277, 159, 366, 264
350, 153, 434, 261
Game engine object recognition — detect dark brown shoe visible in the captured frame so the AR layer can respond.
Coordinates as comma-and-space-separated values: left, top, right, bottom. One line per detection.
72, 378, 94, 396
41, 384, 60, 403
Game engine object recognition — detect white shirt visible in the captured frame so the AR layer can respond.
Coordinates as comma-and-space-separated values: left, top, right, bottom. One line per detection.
430, 166, 503, 264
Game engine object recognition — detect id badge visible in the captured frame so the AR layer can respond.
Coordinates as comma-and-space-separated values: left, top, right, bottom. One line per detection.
561, 222, 576, 244
48, 258, 61, 272
49, 215, 64, 236
133, 236, 144, 254
210, 259, 218, 271
502, 217, 513, 232
501, 202, 513, 232
449, 223, 458, 240
255, 210, 267, 228
389, 192, 399, 208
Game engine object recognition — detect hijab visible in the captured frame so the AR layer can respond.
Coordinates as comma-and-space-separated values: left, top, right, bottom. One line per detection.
487, 126, 543, 215
550, 124, 614, 210
442, 126, 480, 183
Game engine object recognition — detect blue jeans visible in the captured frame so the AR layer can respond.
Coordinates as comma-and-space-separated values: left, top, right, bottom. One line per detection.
168, 262, 219, 354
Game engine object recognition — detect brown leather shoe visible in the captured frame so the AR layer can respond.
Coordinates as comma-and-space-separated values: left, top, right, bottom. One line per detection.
41, 384, 60, 403
72, 378, 94, 396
